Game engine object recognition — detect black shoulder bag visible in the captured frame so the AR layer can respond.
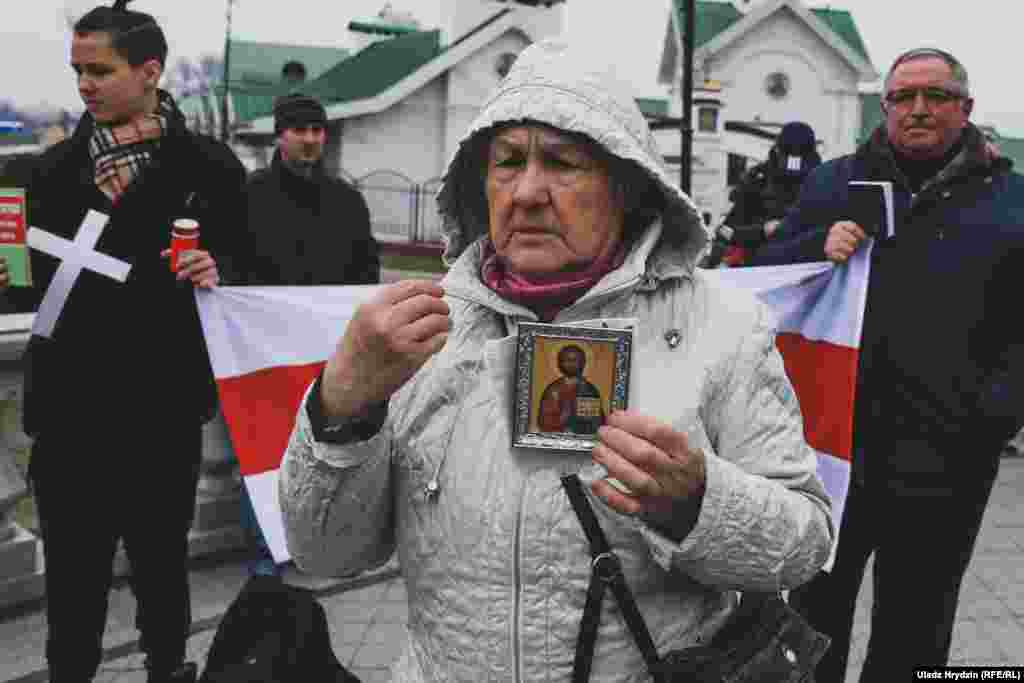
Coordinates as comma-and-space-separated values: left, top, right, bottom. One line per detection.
560, 474, 830, 683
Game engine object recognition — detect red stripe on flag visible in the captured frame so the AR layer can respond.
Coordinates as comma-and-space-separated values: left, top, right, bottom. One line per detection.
776, 332, 858, 462
217, 362, 325, 476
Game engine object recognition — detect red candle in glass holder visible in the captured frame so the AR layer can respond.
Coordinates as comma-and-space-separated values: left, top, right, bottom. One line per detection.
169, 218, 199, 272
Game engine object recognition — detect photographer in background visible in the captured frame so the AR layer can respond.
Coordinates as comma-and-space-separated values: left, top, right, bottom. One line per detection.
704, 121, 821, 267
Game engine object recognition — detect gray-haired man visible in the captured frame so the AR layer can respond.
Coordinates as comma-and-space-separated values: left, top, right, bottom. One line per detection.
755, 47, 1024, 681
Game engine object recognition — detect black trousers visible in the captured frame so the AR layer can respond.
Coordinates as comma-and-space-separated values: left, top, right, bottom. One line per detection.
30, 423, 202, 681
789, 473, 997, 682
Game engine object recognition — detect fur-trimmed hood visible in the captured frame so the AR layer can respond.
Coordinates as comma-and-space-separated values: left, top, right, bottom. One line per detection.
436, 40, 708, 271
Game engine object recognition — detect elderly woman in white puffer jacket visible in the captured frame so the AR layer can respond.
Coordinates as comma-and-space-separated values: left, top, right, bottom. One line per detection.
279, 40, 833, 682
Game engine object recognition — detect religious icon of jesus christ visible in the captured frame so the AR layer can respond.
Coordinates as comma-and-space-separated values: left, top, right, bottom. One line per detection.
513, 322, 630, 451
537, 344, 605, 434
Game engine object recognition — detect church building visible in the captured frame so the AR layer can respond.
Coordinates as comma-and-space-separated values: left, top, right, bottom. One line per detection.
179, 0, 1023, 238
652, 0, 879, 220
184, 1, 568, 242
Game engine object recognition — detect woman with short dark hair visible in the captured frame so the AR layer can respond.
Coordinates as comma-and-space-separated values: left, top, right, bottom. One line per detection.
2, 2, 248, 680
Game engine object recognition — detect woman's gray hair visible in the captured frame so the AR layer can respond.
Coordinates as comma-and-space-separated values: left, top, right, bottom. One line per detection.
884, 48, 969, 96
607, 156, 665, 236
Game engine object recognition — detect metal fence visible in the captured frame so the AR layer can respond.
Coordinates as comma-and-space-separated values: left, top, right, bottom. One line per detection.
352, 170, 446, 244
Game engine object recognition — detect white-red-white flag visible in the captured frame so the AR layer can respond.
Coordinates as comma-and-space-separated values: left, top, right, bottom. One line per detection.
196, 285, 383, 562
197, 247, 870, 565
710, 243, 872, 568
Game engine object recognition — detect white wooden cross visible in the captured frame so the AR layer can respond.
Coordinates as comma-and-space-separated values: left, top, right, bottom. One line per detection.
26, 209, 132, 338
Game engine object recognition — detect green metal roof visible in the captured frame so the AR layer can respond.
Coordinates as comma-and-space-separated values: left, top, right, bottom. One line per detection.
347, 20, 421, 37
226, 7, 523, 129
990, 133, 1024, 171
673, 0, 744, 49
207, 40, 353, 125
303, 30, 443, 108
636, 98, 670, 118
230, 86, 281, 125
178, 84, 279, 131
809, 8, 871, 63
228, 40, 349, 87
672, 1, 872, 65
228, 29, 443, 124
176, 93, 205, 120
859, 92, 883, 143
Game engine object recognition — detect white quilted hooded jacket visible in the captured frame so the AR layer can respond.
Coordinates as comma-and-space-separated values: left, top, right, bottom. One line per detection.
279, 40, 833, 683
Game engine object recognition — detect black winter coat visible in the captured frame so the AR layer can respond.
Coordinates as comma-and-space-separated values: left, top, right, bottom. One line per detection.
199, 575, 358, 683
240, 155, 379, 286
716, 161, 806, 265
754, 125, 1024, 490
13, 101, 247, 437
725, 161, 804, 230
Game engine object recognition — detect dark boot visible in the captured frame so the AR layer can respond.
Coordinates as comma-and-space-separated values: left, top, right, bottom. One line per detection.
146, 661, 197, 683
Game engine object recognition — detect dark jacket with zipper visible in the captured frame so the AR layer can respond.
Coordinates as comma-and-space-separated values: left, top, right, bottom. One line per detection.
719, 159, 805, 265
240, 153, 379, 286
753, 124, 1024, 491
11, 98, 247, 438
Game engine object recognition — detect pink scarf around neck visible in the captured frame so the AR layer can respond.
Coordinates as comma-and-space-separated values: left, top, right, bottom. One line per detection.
480, 241, 626, 322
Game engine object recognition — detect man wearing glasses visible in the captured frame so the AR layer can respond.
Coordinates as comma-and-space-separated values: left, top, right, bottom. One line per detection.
754, 48, 1024, 680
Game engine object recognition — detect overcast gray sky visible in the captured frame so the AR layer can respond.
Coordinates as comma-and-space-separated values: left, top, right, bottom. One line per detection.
3, 0, 1022, 136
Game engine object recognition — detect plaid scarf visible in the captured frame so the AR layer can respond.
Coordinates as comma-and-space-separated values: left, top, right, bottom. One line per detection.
89, 92, 175, 203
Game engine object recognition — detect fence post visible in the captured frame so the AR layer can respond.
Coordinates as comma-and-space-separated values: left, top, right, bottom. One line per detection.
411, 183, 421, 242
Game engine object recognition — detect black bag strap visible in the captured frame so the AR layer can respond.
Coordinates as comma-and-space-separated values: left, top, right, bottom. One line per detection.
561, 474, 667, 683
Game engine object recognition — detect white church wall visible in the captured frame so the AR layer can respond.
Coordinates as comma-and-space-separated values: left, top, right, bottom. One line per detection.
687, 147, 731, 224
439, 0, 566, 48
335, 81, 449, 241
443, 31, 532, 168
515, 2, 567, 43
831, 89, 864, 158
653, 114, 731, 224
692, 98, 730, 222
338, 79, 449, 183
439, 0, 509, 47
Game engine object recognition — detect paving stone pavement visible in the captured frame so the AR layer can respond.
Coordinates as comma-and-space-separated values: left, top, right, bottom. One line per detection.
2, 457, 1021, 682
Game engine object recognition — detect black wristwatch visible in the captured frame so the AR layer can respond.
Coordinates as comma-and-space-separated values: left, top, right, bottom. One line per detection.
306, 372, 388, 444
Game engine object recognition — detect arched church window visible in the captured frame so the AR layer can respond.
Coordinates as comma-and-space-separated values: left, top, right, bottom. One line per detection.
495, 52, 519, 79
698, 107, 718, 133
727, 153, 748, 186
764, 71, 791, 100
282, 61, 307, 84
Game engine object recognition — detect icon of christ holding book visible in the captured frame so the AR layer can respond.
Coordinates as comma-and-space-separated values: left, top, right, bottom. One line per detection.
538, 344, 606, 435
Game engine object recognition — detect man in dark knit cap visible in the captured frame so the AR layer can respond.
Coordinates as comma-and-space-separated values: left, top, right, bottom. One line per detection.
235, 93, 380, 576
239, 93, 379, 285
